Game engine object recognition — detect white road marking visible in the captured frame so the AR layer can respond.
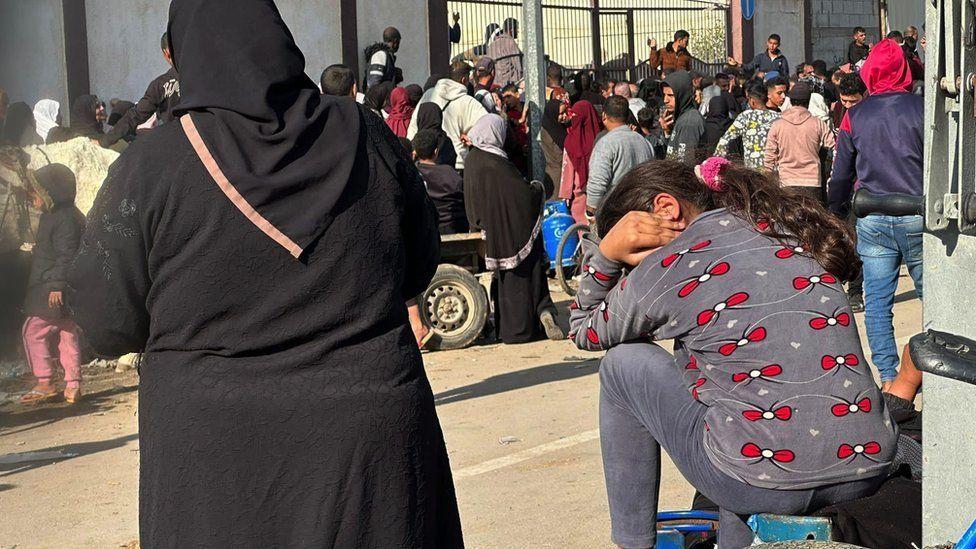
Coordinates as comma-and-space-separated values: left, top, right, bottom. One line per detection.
454, 429, 600, 479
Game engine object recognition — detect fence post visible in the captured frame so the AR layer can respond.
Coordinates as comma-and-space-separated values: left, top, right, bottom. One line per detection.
522, 0, 547, 184
625, 8, 636, 82
591, 0, 602, 76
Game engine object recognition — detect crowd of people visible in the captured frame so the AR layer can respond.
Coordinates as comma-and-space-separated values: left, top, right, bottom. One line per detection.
0, 0, 929, 545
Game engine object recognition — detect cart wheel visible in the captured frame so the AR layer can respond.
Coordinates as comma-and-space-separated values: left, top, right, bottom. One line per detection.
422, 264, 489, 351
555, 222, 589, 297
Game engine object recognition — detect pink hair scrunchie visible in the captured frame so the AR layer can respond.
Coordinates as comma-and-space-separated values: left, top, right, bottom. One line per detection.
695, 157, 732, 192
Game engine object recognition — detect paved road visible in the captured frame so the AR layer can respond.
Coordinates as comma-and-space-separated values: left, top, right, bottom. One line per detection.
0, 275, 922, 548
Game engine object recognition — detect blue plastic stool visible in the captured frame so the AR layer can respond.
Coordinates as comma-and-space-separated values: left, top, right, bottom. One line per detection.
748, 513, 833, 543
656, 510, 719, 548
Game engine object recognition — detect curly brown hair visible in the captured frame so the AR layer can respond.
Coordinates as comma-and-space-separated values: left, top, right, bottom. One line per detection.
596, 160, 861, 281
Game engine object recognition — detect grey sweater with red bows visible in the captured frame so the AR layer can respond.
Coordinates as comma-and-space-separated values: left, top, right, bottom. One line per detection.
570, 208, 897, 489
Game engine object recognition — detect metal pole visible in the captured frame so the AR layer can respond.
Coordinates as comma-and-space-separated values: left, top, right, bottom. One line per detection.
522, 0, 547, 184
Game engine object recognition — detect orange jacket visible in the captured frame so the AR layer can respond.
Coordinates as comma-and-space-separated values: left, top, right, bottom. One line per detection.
648, 43, 693, 75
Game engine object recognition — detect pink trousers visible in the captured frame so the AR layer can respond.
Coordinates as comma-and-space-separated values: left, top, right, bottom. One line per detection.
22, 316, 81, 388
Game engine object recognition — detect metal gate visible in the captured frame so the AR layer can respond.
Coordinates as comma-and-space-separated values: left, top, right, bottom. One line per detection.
447, 0, 728, 81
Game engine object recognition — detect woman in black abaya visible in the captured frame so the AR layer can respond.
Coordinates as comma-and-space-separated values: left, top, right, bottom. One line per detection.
463, 114, 563, 344
67, 1, 463, 546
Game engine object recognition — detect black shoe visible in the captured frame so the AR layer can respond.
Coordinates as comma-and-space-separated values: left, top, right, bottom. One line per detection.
849, 294, 865, 313
540, 310, 565, 341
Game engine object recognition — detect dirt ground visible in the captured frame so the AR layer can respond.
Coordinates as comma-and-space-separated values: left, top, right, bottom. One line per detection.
0, 275, 923, 549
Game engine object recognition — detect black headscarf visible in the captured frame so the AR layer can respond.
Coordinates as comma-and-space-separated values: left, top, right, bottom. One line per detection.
2, 102, 41, 146
415, 103, 456, 168
363, 81, 394, 113
404, 84, 423, 107
541, 99, 567, 150
69, 95, 103, 138
704, 95, 733, 152
168, 0, 361, 258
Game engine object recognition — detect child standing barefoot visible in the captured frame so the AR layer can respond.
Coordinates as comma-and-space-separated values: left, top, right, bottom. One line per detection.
19, 164, 84, 405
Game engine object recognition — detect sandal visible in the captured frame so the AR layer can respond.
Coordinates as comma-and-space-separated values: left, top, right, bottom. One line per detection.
63, 387, 82, 404
19, 386, 60, 405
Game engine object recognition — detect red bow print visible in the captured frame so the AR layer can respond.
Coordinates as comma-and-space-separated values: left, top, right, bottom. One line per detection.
679, 262, 731, 298
583, 264, 614, 285
810, 312, 851, 330
686, 356, 699, 370
837, 441, 881, 459
569, 300, 580, 311
775, 245, 806, 259
719, 326, 767, 356
691, 377, 706, 400
599, 301, 610, 322
756, 219, 772, 232
586, 327, 601, 346
732, 364, 783, 383
831, 397, 872, 417
661, 240, 711, 268
793, 273, 838, 291
743, 405, 793, 422
822, 354, 860, 371
741, 443, 795, 463
697, 292, 750, 326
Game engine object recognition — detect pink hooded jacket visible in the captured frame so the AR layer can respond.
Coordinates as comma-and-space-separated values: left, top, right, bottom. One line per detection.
764, 106, 835, 187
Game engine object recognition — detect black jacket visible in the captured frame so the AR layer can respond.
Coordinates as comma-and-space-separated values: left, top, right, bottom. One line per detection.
24, 167, 83, 319
848, 42, 871, 65
99, 67, 181, 148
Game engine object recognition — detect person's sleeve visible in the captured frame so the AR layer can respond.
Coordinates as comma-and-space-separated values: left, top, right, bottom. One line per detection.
821, 121, 836, 152
45, 216, 82, 290
846, 43, 857, 65
463, 172, 482, 231
366, 50, 388, 89
398, 158, 441, 299
780, 57, 790, 77
99, 77, 161, 148
741, 54, 759, 72
764, 122, 780, 172
585, 141, 613, 210
714, 114, 744, 158
827, 112, 857, 216
449, 22, 461, 44
67, 152, 154, 357
406, 108, 420, 139
648, 48, 662, 72
569, 236, 689, 351
460, 98, 488, 134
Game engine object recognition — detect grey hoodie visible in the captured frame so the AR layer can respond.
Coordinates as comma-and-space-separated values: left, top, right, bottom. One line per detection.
664, 71, 705, 163
407, 79, 488, 170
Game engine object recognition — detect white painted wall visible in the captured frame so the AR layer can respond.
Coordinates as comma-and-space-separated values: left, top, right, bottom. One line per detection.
752, 0, 805, 72
356, 0, 432, 88
84, 0, 344, 106
0, 0, 67, 110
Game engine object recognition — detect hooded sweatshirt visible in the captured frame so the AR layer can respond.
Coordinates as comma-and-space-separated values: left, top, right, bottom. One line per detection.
827, 39, 923, 216
23, 164, 83, 319
407, 79, 488, 170
764, 106, 835, 187
664, 71, 705, 162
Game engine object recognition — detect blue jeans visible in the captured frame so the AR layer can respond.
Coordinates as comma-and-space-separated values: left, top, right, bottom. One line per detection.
856, 215, 924, 382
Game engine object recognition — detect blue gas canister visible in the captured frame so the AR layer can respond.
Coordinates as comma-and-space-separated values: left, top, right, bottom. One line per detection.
542, 201, 578, 269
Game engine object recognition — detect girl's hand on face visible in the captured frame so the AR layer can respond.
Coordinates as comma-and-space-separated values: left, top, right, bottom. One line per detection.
599, 211, 685, 268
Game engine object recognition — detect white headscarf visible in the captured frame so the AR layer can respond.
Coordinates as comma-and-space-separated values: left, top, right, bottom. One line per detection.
468, 114, 508, 159
33, 99, 60, 142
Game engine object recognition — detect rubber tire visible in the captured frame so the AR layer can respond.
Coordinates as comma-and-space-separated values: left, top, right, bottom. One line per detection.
554, 222, 590, 297
422, 264, 489, 351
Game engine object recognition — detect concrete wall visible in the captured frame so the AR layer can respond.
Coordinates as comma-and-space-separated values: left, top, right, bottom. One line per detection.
887, 0, 924, 38
810, 0, 880, 67
357, 0, 432, 88
752, 0, 805, 73
84, 0, 344, 106
0, 0, 67, 110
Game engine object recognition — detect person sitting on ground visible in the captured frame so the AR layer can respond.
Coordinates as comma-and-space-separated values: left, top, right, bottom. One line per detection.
569, 157, 896, 549
320, 63, 358, 98
363, 26, 403, 91
729, 34, 789, 78
715, 81, 781, 169
848, 26, 871, 67
101, 32, 181, 148
660, 71, 705, 163
408, 62, 487, 171
413, 129, 468, 235
647, 30, 693, 77
19, 164, 84, 405
585, 95, 653, 216
472, 57, 499, 114
67, 95, 107, 142
463, 115, 563, 343
487, 18, 523, 87
764, 83, 835, 201
827, 39, 924, 389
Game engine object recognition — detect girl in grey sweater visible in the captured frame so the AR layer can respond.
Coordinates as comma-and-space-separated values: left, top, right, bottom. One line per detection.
570, 158, 896, 548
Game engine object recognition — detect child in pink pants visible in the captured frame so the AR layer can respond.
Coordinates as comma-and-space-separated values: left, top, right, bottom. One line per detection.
19, 164, 84, 405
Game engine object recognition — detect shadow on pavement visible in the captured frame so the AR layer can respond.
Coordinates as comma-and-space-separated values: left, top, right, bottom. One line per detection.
0, 432, 138, 478
434, 357, 599, 406
0, 383, 137, 435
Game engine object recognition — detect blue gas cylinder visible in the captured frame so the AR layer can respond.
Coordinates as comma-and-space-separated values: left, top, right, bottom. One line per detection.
542, 201, 578, 269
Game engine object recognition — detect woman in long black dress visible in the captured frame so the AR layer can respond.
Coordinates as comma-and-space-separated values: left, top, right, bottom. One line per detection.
463, 114, 563, 344
67, 0, 463, 546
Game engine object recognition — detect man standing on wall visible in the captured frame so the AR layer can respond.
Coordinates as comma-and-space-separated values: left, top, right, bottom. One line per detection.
99, 32, 181, 148
363, 27, 403, 91
647, 30, 693, 77
488, 18, 524, 88
728, 34, 789, 79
